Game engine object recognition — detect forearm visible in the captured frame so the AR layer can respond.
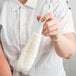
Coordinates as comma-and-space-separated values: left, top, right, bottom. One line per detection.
0, 44, 12, 76
37, 10, 76, 59
51, 34, 76, 59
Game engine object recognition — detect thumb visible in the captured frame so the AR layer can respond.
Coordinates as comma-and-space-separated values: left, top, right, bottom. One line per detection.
36, 16, 41, 22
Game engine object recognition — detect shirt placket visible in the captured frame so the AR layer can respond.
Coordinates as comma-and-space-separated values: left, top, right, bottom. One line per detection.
19, 6, 27, 49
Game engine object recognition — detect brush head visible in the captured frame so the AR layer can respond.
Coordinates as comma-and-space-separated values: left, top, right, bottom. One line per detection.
14, 33, 42, 74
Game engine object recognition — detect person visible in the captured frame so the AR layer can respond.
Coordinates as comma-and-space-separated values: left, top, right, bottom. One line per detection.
0, 0, 76, 76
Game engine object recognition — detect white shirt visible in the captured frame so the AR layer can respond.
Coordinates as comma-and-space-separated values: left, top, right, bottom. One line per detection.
0, 0, 75, 76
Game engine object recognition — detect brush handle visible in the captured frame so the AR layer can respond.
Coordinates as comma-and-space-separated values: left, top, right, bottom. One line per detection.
37, 3, 53, 34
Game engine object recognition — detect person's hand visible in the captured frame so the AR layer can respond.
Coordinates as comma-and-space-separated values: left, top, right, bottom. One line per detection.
37, 12, 61, 40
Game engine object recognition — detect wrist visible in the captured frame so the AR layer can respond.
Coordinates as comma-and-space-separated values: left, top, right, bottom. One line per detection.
50, 33, 63, 42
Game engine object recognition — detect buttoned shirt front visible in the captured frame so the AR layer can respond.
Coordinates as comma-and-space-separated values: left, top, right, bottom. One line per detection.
0, 0, 75, 76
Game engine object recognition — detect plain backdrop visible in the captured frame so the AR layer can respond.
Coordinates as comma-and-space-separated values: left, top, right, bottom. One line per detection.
64, 0, 76, 76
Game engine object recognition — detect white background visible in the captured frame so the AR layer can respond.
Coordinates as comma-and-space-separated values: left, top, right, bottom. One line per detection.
64, 0, 76, 76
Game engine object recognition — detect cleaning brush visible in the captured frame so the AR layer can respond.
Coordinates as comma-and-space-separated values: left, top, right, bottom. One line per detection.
14, 2, 53, 75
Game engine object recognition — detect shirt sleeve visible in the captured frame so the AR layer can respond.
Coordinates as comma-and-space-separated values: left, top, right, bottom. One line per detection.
52, 0, 76, 34
0, 0, 5, 39
0, 0, 7, 28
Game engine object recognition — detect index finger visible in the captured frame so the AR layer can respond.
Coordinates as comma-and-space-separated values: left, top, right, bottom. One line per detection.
41, 12, 54, 22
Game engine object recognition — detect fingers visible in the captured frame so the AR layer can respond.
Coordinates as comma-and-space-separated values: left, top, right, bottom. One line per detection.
41, 12, 54, 22
43, 19, 57, 31
42, 19, 60, 36
37, 12, 54, 22
42, 25, 59, 36
43, 29, 59, 36
37, 16, 41, 21
36, 13, 60, 37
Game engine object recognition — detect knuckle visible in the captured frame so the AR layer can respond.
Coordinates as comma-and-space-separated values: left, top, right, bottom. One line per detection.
47, 27, 50, 31
45, 13, 52, 19
46, 22, 49, 26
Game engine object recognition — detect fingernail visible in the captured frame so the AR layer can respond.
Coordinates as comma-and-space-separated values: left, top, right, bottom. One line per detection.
37, 16, 41, 21
41, 17, 45, 22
